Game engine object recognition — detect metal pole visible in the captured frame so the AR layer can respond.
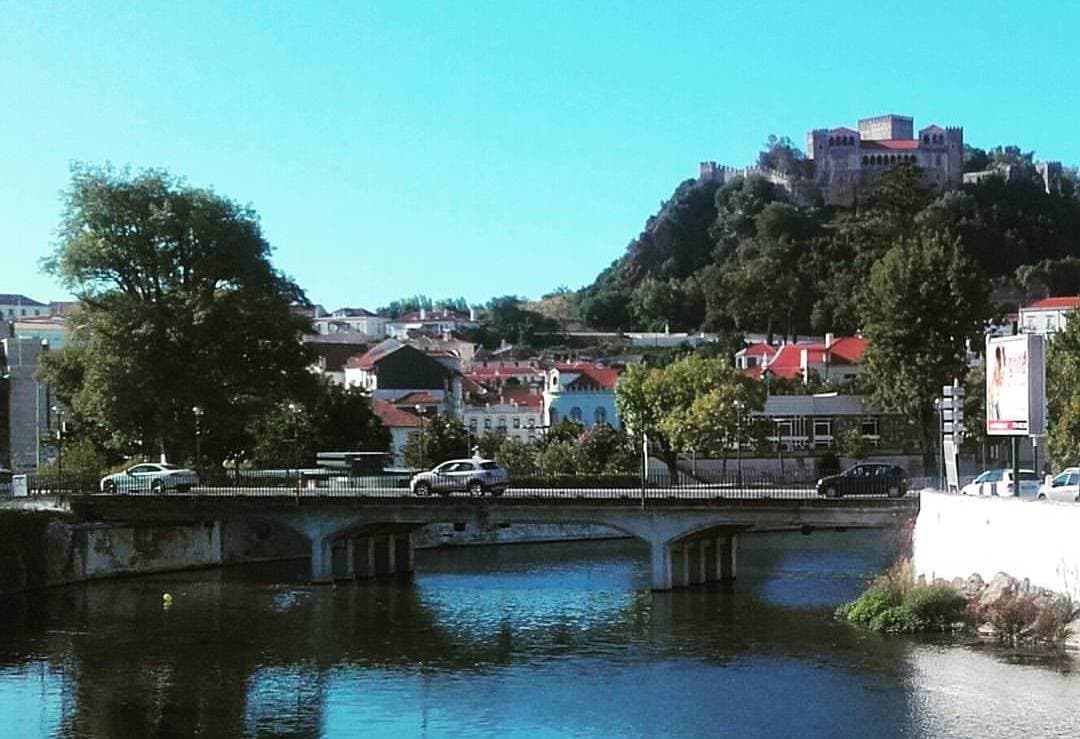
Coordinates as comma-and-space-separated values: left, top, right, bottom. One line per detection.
1012, 436, 1021, 497
937, 400, 945, 491
641, 431, 648, 509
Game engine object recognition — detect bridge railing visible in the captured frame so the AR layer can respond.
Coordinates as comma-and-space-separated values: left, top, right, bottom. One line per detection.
27, 466, 919, 500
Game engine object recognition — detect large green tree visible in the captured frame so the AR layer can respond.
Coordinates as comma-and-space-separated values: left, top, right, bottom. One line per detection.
1046, 309, 1080, 466
40, 165, 313, 465
616, 354, 763, 479
860, 232, 991, 464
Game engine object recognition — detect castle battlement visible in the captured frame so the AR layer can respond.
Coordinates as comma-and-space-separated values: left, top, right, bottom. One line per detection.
701, 113, 970, 207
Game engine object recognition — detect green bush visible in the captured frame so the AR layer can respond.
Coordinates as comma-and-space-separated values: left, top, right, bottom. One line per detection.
841, 581, 899, 625
838, 560, 967, 634
903, 583, 966, 629
869, 605, 924, 633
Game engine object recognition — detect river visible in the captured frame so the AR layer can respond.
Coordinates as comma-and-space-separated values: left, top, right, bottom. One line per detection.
0, 531, 1077, 737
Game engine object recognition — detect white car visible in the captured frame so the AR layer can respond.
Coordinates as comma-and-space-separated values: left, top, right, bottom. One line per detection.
960, 468, 1041, 498
100, 463, 200, 494
1037, 467, 1080, 502
410, 458, 509, 497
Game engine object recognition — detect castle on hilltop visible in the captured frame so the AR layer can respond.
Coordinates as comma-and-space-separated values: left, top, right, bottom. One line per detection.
699, 113, 977, 207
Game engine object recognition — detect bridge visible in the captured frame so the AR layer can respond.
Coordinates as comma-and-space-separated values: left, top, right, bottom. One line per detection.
68, 485, 918, 590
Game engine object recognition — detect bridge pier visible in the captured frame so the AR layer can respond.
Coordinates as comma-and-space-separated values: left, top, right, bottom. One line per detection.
649, 535, 738, 591
374, 534, 396, 576
350, 537, 376, 579
310, 536, 334, 584
394, 533, 415, 575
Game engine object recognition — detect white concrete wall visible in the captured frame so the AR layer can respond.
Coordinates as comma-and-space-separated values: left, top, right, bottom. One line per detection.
913, 492, 1080, 599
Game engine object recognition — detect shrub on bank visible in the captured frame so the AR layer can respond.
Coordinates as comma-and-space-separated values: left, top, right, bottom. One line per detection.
839, 562, 1078, 644
836, 561, 966, 634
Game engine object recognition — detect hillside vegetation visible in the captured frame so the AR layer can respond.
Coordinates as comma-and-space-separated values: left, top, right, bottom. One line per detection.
576, 146, 1080, 340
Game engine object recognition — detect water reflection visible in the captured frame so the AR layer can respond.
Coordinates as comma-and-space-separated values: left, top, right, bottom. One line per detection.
0, 532, 1075, 737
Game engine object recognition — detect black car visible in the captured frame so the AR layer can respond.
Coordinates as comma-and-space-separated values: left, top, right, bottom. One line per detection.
816, 463, 907, 498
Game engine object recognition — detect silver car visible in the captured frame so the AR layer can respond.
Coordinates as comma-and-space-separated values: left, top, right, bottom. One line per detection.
410, 458, 509, 497
1037, 467, 1080, 502
100, 463, 200, 494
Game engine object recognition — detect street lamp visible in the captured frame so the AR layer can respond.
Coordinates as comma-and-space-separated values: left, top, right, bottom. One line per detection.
287, 402, 301, 488
733, 399, 744, 489
51, 405, 65, 491
192, 406, 204, 477
415, 405, 427, 471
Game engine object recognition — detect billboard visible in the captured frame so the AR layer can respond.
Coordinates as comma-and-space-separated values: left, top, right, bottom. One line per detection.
986, 334, 1046, 436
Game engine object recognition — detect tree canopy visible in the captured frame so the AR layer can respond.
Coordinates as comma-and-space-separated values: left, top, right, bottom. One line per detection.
575, 151, 1079, 340
40, 165, 323, 466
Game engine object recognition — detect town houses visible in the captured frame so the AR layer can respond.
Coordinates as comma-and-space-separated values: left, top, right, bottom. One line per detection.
6, 291, 1080, 472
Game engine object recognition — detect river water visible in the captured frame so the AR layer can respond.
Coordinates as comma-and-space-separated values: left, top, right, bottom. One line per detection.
0, 531, 1077, 738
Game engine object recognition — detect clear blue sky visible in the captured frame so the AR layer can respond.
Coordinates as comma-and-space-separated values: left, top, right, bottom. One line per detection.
2, 1, 1077, 311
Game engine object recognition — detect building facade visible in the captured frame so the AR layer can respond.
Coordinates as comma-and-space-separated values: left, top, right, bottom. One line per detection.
1018, 296, 1080, 336
1, 337, 53, 471
542, 363, 620, 430
463, 393, 544, 444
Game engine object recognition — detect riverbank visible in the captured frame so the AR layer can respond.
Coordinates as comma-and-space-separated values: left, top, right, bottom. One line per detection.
838, 560, 1080, 649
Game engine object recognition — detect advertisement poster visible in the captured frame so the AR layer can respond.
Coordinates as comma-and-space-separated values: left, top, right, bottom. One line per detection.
986, 334, 1046, 436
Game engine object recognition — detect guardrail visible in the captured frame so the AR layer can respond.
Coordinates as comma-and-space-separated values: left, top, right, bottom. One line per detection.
6, 468, 923, 502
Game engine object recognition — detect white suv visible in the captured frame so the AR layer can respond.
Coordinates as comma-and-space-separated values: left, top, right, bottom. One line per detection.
410, 458, 509, 497
960, 468, 1041, 498
1037, 468, 1080, 502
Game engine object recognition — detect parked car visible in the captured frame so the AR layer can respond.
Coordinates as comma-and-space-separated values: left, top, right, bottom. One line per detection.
959, 468, 1041, 498
1037, 467, 1080, 502
410, 458, 509, 497
816, 463, 908, 498
100, 463, 200, 494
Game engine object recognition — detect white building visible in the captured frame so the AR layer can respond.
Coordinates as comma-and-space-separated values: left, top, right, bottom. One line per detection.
462, 392, 544, 443
1019, 296, 1080, 336
313, 308, 389, 338
0, 294, 47, 319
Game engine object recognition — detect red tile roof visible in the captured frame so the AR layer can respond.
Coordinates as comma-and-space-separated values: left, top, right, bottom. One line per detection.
739, 342, 778, 358
372, 399, 421, 428
1025, 296, 1080, 311
861, 139, 920, 150
554, 363, 620, 389
394, 391, 442, 406
757, 336, 867, 380
827, 336, 867, 364
347, 342, 401, 369
468, 366, 540, 377
500, 389, 543, 408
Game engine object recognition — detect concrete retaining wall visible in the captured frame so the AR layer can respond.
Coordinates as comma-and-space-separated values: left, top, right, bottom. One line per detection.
913, 491, 1080, 599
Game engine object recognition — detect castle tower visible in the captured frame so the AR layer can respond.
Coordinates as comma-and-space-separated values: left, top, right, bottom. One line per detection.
857, 114, 914, 141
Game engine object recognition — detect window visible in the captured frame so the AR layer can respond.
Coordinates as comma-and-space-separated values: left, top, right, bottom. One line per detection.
813, 419, 832, 447
860, 418, 879, 437
484, 418, 492, 429
776, 419, 794, 437
594, 407, 607, 425
570, 407, 583, 422
527, 418, 535, 428
513, 417, 521, 429
469, 418, 478, 429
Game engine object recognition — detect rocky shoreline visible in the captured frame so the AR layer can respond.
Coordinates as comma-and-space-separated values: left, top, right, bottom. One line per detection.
838, 561, 1080, 651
